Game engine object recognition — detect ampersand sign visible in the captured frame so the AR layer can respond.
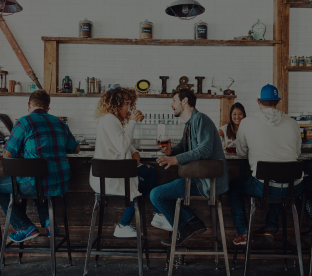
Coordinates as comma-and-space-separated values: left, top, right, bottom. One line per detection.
176, 76, 194, 93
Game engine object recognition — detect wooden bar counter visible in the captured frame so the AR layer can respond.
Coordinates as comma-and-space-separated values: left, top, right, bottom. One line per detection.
0, 152, 312, 256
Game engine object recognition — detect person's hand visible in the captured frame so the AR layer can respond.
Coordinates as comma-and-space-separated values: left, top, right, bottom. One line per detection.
156, 156, 178, 169
130, 109, 143, 122
159, 139, 172, 156
132, 152, 140, 166
226, 141, 232, 146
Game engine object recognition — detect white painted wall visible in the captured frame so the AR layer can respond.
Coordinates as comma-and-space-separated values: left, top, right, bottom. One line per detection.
1, 0, 307, 138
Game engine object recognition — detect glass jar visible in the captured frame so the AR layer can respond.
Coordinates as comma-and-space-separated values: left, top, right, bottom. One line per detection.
139, 19, 153, 39
306, 56, 312, 67
290, 56, 298, 66
299, 56, 306, 67
194, 20, 208, 39
79, 18, 93, 38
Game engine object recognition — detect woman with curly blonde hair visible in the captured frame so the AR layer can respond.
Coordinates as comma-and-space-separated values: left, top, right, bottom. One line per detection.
89, 87, 162, 237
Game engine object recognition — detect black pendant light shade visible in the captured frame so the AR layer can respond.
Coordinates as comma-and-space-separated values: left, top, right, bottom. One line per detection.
165, 0, 205, 20
0, 0, 23, 14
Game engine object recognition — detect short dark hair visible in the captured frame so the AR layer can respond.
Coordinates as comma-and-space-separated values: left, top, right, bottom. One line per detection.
171, 89, 196, 107
259, 100, 279, 107
29, 90, 50, 110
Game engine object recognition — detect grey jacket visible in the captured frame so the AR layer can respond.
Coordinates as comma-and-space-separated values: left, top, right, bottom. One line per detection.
172, 108, 229, 198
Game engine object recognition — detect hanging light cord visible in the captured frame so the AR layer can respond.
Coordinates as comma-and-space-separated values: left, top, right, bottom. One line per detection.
169, 4, 197, 20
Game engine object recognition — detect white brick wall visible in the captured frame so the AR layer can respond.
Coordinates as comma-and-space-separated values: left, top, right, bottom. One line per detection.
2, 0, 307, 138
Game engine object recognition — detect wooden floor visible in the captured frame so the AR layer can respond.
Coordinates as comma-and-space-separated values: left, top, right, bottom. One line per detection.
0, 256, 310, 276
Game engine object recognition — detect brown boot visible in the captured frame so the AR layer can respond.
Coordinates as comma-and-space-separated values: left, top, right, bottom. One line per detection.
233, 233, 247, 245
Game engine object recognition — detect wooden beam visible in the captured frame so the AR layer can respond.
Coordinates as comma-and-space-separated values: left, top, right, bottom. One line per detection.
281, 4, 290, 114
220, 98, 234, 128
41, 37, 281, 47
44, 41, 59, 94
289, 2, 312, 8
273, 0, 283, 112
285, 66, 312, 71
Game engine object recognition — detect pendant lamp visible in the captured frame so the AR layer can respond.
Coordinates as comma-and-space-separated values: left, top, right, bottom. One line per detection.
0, 0, 23, 15
165, 0, 205, 20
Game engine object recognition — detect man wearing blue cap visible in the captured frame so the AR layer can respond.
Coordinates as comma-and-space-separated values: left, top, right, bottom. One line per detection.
228, 84, 304, 245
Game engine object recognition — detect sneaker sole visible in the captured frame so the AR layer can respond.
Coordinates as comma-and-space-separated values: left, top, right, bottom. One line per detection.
113, 234, 137, 238
233, 240, 246, 246
9, 232, 40, 243
151, 221, 173, 232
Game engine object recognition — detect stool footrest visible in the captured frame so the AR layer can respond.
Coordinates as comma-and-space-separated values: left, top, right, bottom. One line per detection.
250, 254, 299, 259
174, 250, 225, 256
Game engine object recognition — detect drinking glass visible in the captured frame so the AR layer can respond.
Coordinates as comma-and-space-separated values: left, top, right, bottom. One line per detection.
158, 134, 169, 148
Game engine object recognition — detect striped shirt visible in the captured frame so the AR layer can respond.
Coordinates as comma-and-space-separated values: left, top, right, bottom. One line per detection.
4, 109, 78, 196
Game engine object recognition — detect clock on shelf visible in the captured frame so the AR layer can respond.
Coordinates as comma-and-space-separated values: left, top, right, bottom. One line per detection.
251, 19, 266, 40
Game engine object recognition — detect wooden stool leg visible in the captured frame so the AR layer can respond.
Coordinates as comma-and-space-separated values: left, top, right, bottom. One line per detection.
211, 204, 218, 270
48, 197, 56, 276
0, 194, 13, 272
217, 199, 230, 276
83, 195, 100, 276
300, 194, 307, 231
292, 203, 304, 276
281, 205, 288, 270
168, 198, 182, 276
140, 197, 150, 269
95, 203, 105, 267
244, 198, 257, 276
134, 197, 143, 276
61, 195, 72, 265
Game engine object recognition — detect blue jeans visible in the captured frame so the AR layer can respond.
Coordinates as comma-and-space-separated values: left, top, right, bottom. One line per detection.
120, 165, 159, 226
0, 176, 49, 231
228, 174, 305, 236
150, 177, 201, 231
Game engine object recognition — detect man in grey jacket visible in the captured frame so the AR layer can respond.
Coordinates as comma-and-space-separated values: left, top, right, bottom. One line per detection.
150, 89, 229, 246
229, 84, 305, 246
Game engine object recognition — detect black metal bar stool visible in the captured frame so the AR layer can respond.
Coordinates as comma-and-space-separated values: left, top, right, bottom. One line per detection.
167, 159, 230, 276
236, 161, 304, 276
83, 159, 149, 276
299, 189, 312, 276
0, 158, 72, 276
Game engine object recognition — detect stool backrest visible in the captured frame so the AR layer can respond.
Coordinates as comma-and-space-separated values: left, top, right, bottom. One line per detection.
2, 158, 48, 205
178, 160, 224, 206
91, 159, 138, 207
0, 114, 14, 133
256, 161, 303, 207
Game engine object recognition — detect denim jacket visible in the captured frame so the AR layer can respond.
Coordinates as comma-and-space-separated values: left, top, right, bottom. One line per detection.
172, 108, 229, 198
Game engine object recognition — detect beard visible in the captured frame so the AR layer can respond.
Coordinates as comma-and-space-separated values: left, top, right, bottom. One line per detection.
173, 104, 183, 117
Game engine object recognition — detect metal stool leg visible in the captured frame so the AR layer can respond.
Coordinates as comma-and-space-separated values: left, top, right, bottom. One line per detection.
232, 245, 238, 269
19, 242, 24, 264
61, 195, 72, 266
281, 205, 288, 270
95, 203, 105, 267
292, 203, 304, 276
243, 198, 257, 276
0, 194, 13, 273
83, 195, 100, 276
309, 232, 312, 276
140, 197, 150, 269
300, 194, 307, 231
211, 204, 218, 270
134, 197, 143, 276
0, 224, 4, 266
168, 198, 182, 276
217, 199, 230, 276
48, 197, 56, 276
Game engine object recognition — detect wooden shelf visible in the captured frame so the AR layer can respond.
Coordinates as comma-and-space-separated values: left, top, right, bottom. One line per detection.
0, 92, 236, 99
288, 2, 312, 8
41, 37, 281, 47
285, 66, 312, 71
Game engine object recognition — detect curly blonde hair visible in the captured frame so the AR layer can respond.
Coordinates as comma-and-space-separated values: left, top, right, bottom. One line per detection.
95, 87, 138, 126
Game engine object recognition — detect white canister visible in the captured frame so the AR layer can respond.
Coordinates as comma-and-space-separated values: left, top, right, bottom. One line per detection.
306, 56, 312, 67
299, 56, 306, 67
14, 82, 22, 93
290, 56, 298, 66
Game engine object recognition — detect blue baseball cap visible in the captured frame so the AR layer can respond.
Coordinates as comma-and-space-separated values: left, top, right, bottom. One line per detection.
258, 84, 281, 101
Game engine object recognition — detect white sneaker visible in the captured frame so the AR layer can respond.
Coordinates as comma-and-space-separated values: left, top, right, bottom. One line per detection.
151, 213, 173, 231
113, 224, 137, 238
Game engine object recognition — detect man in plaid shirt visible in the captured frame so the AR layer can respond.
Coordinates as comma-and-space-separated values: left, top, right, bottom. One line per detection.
1, 90, 79, 243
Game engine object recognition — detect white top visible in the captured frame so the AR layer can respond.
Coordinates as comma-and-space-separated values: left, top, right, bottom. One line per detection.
89, 114, 141, 201
236, 108, 302, 187
219, 124, 234, 148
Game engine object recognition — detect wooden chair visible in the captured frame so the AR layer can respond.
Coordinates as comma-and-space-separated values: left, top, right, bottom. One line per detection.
83, 159, 149, 276
167, 159, 230, 276
0, 158, 72, 276
242, 161, 304, 276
